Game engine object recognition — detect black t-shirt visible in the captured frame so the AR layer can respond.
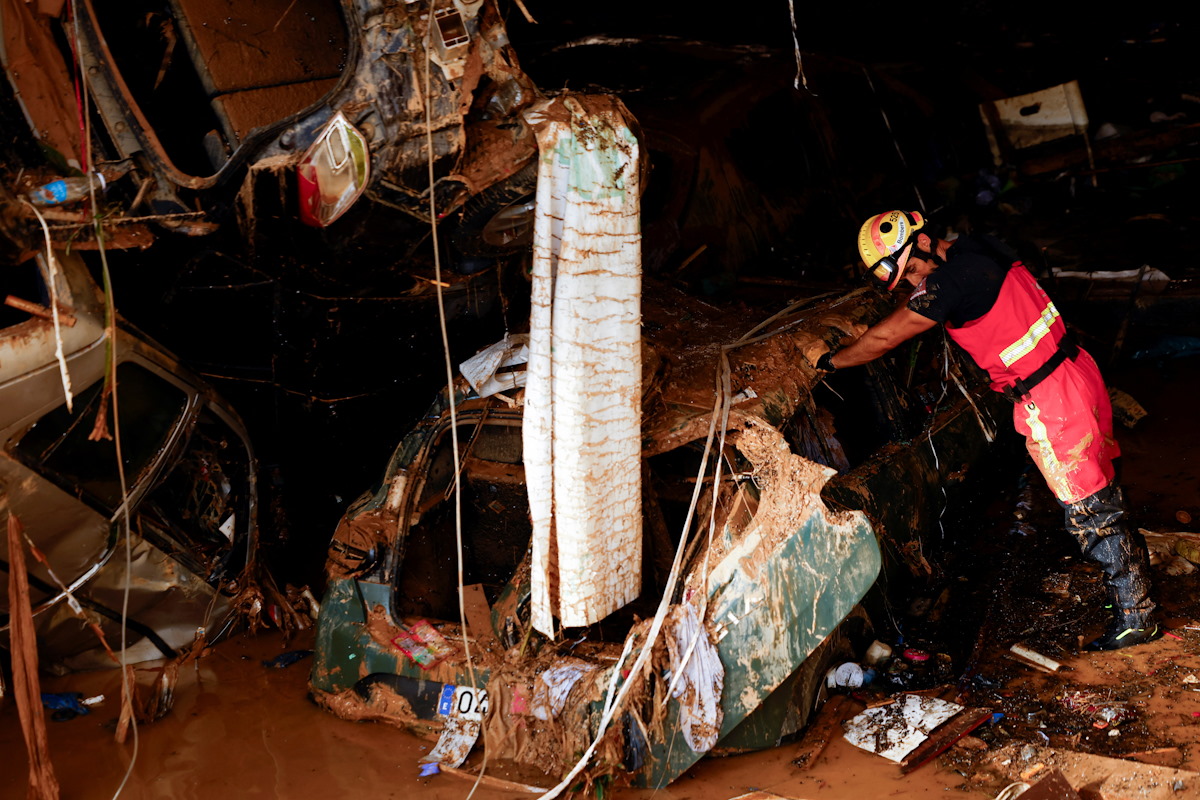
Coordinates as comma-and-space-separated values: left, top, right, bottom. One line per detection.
907, 235, 1012, 327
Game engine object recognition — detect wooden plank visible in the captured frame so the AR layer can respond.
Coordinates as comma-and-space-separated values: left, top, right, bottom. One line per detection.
1118, 746, 1184, 768
790, 695, 853, 770
900, 707, 992, 774
1020, 768, 1082, 800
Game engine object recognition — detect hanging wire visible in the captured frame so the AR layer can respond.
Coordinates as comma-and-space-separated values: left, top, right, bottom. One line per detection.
21, 204, 73, 412
63, 3, 139, 793
785, 0, 816, 95
420, 23, 488, 798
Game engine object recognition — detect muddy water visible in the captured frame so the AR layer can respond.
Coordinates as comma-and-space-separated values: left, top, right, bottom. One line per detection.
1, 627, 984, 799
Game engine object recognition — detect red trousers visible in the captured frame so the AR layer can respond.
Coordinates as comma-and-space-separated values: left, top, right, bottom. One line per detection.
1012, 348, 1119, 504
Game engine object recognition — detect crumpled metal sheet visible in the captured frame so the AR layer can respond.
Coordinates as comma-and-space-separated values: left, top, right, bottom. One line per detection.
523, 94, 643, 635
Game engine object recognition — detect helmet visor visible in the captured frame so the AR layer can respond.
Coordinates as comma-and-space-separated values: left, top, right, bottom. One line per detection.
869, 242, 913, 290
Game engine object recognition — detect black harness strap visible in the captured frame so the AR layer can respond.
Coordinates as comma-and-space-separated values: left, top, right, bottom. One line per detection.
1003, 331, 1080, 403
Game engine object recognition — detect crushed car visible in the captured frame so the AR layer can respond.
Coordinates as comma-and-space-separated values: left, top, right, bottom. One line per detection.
308, 278, 1007, 788
0, 248, 258, 671
0, 0, 541, 255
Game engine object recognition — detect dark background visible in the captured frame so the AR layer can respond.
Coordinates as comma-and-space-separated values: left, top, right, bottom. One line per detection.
93, 2, 1200, 586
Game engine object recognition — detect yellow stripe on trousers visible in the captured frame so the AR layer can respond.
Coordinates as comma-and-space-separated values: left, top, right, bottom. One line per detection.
1023, 400, 1073, 502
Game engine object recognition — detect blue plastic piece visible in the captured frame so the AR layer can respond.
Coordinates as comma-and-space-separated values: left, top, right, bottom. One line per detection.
261, 650, 314, 669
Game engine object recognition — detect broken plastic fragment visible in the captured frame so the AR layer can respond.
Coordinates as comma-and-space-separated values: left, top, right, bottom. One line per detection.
667, 603, 725, 753
825, 662, 866, 689
296, 111, 370, 228
460, 334, 531, 398
419, 762, 440, 777
864, 640, 893, 666
40, 692, 90, 720
261, 650, 314, 669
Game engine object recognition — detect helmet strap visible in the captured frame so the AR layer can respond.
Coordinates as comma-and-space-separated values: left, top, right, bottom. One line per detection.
910, 237, 945, 268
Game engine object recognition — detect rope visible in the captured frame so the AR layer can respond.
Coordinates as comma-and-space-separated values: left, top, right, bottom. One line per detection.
421, 23, 487, 798
64, 2, 139, 792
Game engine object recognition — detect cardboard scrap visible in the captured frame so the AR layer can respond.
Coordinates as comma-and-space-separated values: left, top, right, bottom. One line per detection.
1019, 768, 1082, 800
461, 583, 501, 653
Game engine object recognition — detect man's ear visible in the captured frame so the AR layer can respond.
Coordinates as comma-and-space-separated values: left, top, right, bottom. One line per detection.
916, 232, 932, 250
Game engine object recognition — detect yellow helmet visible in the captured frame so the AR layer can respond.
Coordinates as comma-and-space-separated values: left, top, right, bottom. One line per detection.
858, 210, 926, 290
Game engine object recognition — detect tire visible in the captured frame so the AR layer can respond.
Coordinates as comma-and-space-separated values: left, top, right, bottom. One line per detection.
451, 161, 538, 257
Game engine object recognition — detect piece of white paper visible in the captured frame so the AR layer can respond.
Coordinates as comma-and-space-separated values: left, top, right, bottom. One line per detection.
842, 693, 963, 762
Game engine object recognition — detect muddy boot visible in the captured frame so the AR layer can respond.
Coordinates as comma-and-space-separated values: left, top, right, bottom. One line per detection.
1064, 484, 1160, 651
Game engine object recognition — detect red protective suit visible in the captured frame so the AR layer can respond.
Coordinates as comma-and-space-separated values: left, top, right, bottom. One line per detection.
943, 265, 1119, 503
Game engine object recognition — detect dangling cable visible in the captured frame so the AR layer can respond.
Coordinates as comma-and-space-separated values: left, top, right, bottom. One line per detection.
21, 203, 73, 412
785, 0, 815, 95
421, 23, 487, 799
423, 9, 472, 691
65, 2, 138, 793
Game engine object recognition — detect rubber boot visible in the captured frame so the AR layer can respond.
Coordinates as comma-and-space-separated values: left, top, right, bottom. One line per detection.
1063, 483, 1160, 650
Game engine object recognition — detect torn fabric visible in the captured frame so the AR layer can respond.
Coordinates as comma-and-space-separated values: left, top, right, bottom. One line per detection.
523, 94, 643, 635
530, 660, 598, 721
668, 603, 724, 752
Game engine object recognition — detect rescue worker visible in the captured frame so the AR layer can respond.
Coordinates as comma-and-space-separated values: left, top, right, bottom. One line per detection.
814, 210, 1158, 650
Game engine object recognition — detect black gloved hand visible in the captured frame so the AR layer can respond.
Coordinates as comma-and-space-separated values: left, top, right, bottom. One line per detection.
816, 350, 838, 373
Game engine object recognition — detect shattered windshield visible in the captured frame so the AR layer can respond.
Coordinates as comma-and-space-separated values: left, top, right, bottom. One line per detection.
10, 362, 188, 513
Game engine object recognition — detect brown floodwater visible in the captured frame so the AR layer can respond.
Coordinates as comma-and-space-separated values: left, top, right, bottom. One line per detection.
0, 628, 982, 800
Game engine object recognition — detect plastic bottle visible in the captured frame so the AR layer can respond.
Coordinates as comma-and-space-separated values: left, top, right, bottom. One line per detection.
27, 173, 107, 206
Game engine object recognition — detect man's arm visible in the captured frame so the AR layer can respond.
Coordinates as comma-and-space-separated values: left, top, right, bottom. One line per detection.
829, 306, 938, 368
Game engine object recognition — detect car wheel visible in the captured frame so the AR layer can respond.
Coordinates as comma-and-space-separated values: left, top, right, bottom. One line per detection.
451, 162, 538, 257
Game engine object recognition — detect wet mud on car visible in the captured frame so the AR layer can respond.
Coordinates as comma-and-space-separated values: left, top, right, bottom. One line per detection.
304, 277, 1010, 788
1, 0, 543, 246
